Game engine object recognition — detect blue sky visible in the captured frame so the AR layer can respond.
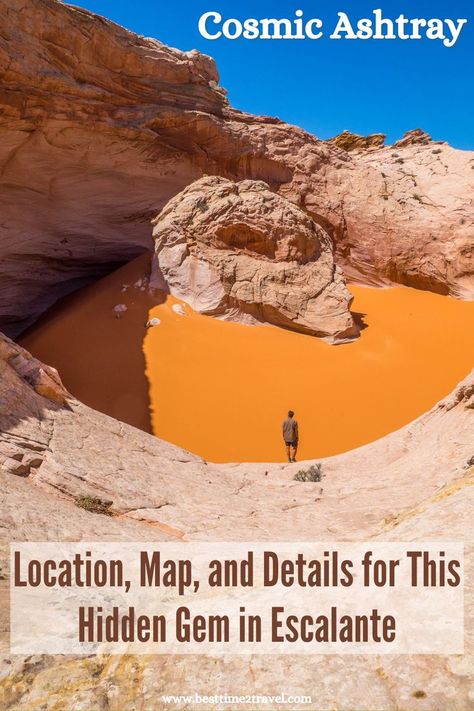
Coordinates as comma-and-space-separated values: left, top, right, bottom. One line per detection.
70, 0, 473, 149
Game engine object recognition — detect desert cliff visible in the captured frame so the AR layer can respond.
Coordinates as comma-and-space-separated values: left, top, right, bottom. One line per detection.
0, 0, 473, 336
0, 0, 473, 709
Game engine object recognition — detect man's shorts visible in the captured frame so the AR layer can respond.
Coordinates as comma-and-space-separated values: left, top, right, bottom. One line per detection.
285, 440, 297, 447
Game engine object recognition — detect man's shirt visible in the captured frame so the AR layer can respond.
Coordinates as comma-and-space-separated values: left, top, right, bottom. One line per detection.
282, 418, 298, 442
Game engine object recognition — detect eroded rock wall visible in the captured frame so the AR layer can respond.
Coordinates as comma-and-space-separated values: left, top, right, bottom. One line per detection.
0, 0, 473, 335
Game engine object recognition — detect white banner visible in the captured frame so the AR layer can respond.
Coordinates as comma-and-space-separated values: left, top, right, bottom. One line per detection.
10, 541, 464, 655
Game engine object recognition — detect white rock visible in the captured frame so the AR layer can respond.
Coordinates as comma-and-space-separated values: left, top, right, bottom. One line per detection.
146, 317, 161, 328
113, 304, 128, 318
172, 304, 186, 316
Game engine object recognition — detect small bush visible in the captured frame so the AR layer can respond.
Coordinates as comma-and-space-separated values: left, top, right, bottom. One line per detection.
75, 496, 113, 516
413, 193, 422, 202
466, 455, 474, 468
294, 464, 322, 482
432, 148, 442, 155
394, 157, 404, 164
412, 690, 427, 699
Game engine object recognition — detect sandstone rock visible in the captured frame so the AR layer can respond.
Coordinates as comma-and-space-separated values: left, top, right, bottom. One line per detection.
145, 317, 161, 328
328, 130, 386, 151
1, 335, 474, 708
0, 333, 68, 406
151, 177, 358, 341
442, 371, 474, 411
1, 457, 31, 477
1, 328, 473, 548
0, 0, 473, 336
171, 304, 186, 316
393, 128, 433, 148
340, 140, 474, 297
112, 304, 127, 318
1, 2, 473, 706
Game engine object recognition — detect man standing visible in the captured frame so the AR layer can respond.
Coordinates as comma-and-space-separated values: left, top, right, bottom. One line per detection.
282, 410, 299, 463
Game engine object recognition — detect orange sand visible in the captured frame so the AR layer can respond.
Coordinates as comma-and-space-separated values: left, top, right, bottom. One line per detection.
20, 255, 159, 434
19, 254, 474, 463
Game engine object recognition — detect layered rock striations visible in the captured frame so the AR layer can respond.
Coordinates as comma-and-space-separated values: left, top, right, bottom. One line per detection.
0, 0, 473, 335
1, 333, 474, 707
393, 128, 434, 148
151, 177, 358, 340
0, 0, 226, 334
328, 129, 386, 151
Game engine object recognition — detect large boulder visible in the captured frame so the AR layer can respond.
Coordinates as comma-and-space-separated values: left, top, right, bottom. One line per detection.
150, 177, 358, 341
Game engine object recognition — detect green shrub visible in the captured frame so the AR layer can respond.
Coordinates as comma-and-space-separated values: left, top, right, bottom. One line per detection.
75, 496, 113, 516
294, 464, 322, 482
412, 690, 427, 699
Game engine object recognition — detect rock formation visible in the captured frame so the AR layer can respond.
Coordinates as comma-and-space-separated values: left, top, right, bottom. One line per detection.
1, 333, 474, 708
328, 129, 386, 151
0, 1, 473, 706
2, 331, 472, 539
0, 0, 473, 336
393, 128, 434, 148
151, 177, 358, 340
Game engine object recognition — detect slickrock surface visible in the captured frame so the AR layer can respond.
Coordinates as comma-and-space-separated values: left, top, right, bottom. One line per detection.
1, 334, 474, 708
0, 1, 473, 707
0, 0, 473, 335
151, 177, 357, 340
344, 138, 474, 295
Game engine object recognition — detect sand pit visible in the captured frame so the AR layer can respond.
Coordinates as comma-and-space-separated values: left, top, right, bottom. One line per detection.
19, 254, 474, 463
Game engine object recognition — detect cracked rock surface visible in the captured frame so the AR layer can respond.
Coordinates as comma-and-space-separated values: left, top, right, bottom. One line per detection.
151, 176, 358, 341
1, 333, 474, 709
0, 0, 473, 336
